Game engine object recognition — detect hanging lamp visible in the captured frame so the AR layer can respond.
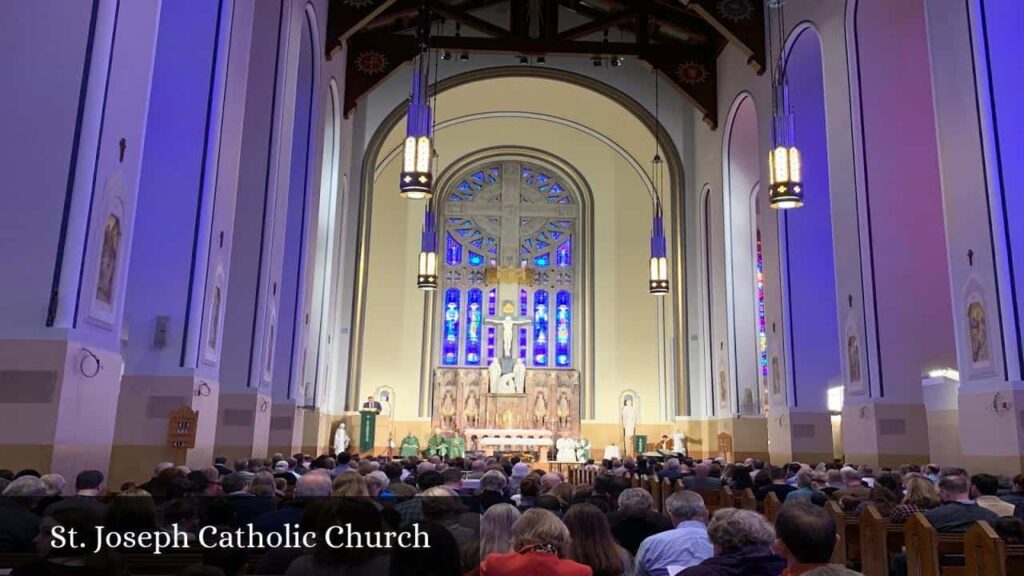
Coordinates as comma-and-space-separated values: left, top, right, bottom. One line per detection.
649, 72, 669, 296
417, 199, 438, 290
400, 1, 433, 199
767, 0, 803, 209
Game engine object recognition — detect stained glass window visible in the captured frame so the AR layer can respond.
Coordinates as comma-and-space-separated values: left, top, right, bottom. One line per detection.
486, 288, 496, 363
466, 289, 483, 365
442, 288, 461, 365
555, 291, 571, 367
438, 160, 578, 369
533, 290, 549, 366
756, 229, 768, 380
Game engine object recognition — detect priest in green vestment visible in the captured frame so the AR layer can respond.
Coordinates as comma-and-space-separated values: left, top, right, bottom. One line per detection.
399, 432, 421, 457
426, 430, 447, 457
447, 434, 466, 458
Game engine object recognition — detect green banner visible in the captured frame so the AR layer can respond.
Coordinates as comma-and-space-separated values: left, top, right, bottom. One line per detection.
633, 434, 647, 454
359, 411, 376, 452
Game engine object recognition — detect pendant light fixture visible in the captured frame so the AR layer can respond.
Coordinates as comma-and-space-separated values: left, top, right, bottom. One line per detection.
649, 71, 669, 296
400, 1, 434, 199
767, 0, 803, 209
416, 18, 443, 291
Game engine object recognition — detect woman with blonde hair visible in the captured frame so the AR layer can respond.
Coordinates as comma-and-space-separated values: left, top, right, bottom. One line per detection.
889, 476, 940, 524
331, 470, 369, 497
480, 508, 592, 575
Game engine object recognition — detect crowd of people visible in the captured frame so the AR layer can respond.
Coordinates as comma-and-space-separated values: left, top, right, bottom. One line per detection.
1, 451, 1023, 576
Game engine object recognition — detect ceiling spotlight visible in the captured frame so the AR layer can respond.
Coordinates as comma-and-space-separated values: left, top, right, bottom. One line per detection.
592, 55, 603, 67
536, 56, 546, 64
610, 56, 622, 67
459, 52, 469, 62
519, 55, 529, 64
441, 50, 452, 61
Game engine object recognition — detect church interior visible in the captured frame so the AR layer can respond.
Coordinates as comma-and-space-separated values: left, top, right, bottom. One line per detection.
2, 0, 1024, 491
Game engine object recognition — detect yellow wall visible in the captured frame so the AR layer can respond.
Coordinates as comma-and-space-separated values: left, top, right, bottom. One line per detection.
359, 77, 676, 427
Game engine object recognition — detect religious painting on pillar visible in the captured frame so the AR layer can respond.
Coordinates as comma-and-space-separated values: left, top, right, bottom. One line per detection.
87, 173, 126, 326
431, 158, 582, 437
844, 319, 865, 395
963, 281, 994, 377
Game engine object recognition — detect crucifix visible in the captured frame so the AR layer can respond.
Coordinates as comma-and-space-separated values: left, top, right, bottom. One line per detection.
485, 312, 532, 359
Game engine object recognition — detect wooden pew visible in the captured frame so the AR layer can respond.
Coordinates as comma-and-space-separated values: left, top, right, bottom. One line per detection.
859, 504, 907, 576
649, 474, 662, 514
661, 477, 674, 513
722, 487, 756, 511
964, 520, 1024, 576
763, 491, 781, 523
905, 512, 967, 576
698, 488, 724, 515
827, 500, 861, 567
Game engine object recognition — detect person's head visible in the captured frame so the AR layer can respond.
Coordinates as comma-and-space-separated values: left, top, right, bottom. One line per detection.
511, 508, 571, 556
367, 395, 375, 402
251, 471, 275, 497
1013, 474, 1024, 493
332, 471, 369, 497
75, 470, 104, 494
336, 452, 352, 466
970, 473, 999, 497
801, 568, 864, 576
154, 462, 174, 477
519, 475, 540, 498
480, 503, 520, 559
769, 466, 788, 483
40, 474, 66, 496
417, 470, 444, 492
2, 475, 47, 498
540, 472, 562, 492
384, 462, 403, 481
441, 467, 462, 487
876, 472, 901, 495
105, 488, 158, 531
420, 487, 464, 521
694, 463, 710, 477
827, 469, 843, 486
550, 482, 575, 506
666, 458, 680, 470
796, 469, 815, 489
617, 488, 654, 519
564, 503, 627, 575
732, 466, 753, 490
311, 498, 384, 566
36, 507, 105, 560
665, 491, 708, 526
774, 502, 837, 565
365, 471, 389, 497
938, 474, 970, 502
902, 476, 939, 508
840, 468, 863, 486
479, 470, 507, 493
707, 508, 776, 555
295, 470, 332, 498
221, 473, 248, 495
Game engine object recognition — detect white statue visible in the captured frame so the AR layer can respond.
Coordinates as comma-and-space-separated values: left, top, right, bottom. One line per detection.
621, 397, 636, 442
488, 358, 502, 393
512, 358, 527, 393
484, 315, 532, 358
379, 392, 392, 417
334, 423, 350, 455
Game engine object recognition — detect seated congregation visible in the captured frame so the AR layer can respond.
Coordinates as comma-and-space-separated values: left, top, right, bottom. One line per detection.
2, 453, 1023, 576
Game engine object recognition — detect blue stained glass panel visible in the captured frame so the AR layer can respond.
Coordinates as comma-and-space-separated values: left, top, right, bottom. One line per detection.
445, 233, 462, 266
442, 289, 461, 365
556, 238, 572, 267
519, 289, 529, 360
555, 291, 571, 367
487, 289, 497, 315
533, 290, 549, 366
487, 327, 495, 363
534, 253, 550, 268
468, 252, 485, 266
465, 289, 483, 365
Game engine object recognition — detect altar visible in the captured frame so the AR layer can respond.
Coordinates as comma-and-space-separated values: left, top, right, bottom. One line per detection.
432, 366, 581, 443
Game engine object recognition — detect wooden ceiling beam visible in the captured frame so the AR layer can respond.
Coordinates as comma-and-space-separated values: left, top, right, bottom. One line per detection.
680, 0, 766, 73
557, 10, 636, 40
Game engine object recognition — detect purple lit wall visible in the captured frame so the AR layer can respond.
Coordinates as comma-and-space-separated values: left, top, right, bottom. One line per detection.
272, 13, 315, 401
0, 1, 94, 331
978, 0, 1024, 375
124, 0, 220, 374
781, 28, 840, 412
855, 0, 955, 401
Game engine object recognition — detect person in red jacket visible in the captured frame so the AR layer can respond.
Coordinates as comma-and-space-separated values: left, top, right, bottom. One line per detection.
479, 508, 592, 576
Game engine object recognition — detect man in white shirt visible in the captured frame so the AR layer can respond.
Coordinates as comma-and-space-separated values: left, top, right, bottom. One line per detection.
635, 491, 713, 576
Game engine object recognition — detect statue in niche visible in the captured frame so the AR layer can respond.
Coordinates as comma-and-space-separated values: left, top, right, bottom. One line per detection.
848, 334, 861, 383
742, 389, 754, 414
96, 213, 121, 306
556, 390, 571, 428
333, 423, 350, 455
533, 391, 548, 427
621, 395, 637, 442
208, 286, 222, 351
968, 301, 990, 364
440, 390, 456, 429
464, 390, 480, 427
771, 356, 781, 396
